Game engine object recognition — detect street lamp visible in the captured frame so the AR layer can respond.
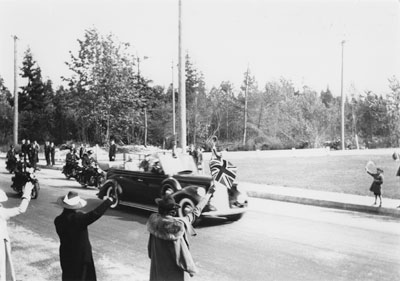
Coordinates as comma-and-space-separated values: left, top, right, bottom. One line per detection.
340, 40, 345, 150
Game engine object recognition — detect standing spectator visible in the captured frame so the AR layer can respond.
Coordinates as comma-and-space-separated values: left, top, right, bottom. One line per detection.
196, 146, 203, 172
109, 139, 116, 162
6, 145, 16, 172
54, 191, 114, 281
393, 152, 400, 208
79, 143, 85, 159
0, 183, 34, 281
26, 140, 33, 165
20, 139, 28, 161
366, 167, 384, 207
50, 142, 56, 166
32, 140, 40, 170
147, 186, 215, 281
44, 141, 51, 166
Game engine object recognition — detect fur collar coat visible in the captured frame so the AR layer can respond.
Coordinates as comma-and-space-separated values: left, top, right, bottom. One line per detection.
147, 214, 197, 281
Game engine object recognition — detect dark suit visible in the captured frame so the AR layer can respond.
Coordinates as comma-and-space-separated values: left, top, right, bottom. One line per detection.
54, 200, 112, 281
109, 143, 116, 161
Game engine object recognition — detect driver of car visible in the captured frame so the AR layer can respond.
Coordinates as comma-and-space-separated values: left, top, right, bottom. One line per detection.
151, 161, 163, 175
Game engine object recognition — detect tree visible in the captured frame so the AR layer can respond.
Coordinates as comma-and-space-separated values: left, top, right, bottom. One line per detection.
387, 76, 400, 146
16, 48, 53, 142
0, 76, 13, 143
65, 28, 143, 144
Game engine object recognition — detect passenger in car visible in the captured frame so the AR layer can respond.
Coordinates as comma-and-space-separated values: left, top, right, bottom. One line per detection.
146, 186, 215, 281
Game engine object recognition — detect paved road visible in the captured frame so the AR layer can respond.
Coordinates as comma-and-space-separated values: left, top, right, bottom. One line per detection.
0, 166, 399, 281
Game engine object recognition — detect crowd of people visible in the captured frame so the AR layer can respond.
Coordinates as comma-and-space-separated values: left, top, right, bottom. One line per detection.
6, 139, 57, 173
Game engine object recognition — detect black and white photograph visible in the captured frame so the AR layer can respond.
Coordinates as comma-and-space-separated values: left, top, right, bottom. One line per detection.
0, 0, 399, 280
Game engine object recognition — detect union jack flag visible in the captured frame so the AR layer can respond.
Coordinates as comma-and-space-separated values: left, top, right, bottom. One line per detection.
209, 157, 237, 189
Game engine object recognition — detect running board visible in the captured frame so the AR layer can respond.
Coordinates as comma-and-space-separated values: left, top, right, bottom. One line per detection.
119, 201, 158, 212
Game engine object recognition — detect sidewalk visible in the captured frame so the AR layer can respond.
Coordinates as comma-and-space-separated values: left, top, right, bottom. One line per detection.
242, 182, 400, 218
33, 160, 400, 219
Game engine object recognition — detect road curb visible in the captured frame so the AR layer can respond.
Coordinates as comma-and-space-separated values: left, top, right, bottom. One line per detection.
246, 190, 400, 218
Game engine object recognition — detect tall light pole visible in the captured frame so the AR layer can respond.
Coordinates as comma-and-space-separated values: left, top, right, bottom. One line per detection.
340, 40, 345, 150
178, 0, 187, 150
243, 67, 249, 146
171, 61, 176, 145
12, 35, 18, 146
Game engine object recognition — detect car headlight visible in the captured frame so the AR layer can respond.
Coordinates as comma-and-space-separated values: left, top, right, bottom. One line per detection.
236, 193, 247, 204
197, 188, 206, 197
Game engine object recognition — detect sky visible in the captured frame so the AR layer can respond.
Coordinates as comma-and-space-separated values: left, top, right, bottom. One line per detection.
0, 0, 399, 97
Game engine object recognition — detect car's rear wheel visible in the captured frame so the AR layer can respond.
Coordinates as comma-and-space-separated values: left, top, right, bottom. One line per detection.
177, 197, 195, 217
105, 184, 119, 208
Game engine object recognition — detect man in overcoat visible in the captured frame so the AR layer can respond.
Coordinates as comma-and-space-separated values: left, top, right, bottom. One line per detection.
109, 139, 116, 162
54, 191, 114, 281
44, 141, 51, 166
146, 185, 215, 281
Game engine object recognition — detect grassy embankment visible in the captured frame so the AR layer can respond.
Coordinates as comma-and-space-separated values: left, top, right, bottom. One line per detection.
215, 149, 400, 199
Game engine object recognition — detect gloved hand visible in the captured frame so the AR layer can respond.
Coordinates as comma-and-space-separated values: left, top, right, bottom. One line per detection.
22, 182, 34, 199
208, 184, 216, 195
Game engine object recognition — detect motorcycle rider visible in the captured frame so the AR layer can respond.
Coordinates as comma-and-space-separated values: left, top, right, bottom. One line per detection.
81, 150, 94, 187
6, 145, 16, 172
65, 147, 79, 176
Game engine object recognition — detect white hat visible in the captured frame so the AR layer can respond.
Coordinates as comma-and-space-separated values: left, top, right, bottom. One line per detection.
0, 190, 8, 203
57, 191, 87, 209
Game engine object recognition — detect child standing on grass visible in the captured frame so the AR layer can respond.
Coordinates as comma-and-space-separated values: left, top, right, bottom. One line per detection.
366, 167, 384, 207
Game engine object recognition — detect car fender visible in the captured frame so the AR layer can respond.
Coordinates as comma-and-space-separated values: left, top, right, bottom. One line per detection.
172, 185, 204, 204
160, 177, 182, 195
97, 178, 123, 199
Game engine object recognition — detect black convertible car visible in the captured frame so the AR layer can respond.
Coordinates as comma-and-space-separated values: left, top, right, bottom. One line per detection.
97, 152, 248, 221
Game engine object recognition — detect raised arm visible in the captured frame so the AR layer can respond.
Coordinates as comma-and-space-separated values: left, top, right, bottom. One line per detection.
186, 185, 216, 224
2, 183, 33, 220
74, 198, 113, 227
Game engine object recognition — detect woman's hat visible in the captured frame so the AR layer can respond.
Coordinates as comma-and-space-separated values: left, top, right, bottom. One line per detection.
155, 195, 180, 211
0, 190, 8, 203
57, 191, 87, 209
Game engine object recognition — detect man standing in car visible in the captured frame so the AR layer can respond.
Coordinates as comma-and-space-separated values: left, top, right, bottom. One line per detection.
146, 185, 215, 281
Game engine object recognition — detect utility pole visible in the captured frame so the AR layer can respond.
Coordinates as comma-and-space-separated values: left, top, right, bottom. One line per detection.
243, 67, 249, 146
340, 40, 345, 150
171, 61, 176, 145
12, 35, 18, 146
178, 0, 187, 150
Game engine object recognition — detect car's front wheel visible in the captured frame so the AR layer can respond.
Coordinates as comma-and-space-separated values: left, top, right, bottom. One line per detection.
105, 184, 120, 208
177, 197, 195, 217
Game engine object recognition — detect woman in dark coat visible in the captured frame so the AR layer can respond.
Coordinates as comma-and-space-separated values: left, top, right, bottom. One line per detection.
147, 186, 215, 281
54, 191, 114, 281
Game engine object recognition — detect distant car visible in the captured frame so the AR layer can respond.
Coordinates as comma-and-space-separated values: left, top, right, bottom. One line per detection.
97, 152, 248, 222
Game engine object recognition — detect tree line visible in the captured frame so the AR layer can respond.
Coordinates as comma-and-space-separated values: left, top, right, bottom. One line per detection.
0, 28, 399, 150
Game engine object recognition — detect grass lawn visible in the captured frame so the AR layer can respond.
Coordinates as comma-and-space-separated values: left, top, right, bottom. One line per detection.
212, 150, 400, 200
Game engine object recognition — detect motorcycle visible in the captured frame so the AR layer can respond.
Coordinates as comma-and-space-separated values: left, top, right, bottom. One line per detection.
62, 159, 83, 180
11, 167, 40, 199
80, 162, 105, 188
6, 157, 17, 173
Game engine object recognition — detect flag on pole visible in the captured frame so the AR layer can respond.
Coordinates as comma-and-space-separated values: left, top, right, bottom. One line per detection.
209, 157, 237, 189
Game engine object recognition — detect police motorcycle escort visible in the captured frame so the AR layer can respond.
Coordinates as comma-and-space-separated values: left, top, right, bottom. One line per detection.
11, 155, 40, 199
6, 145, 17, 173
62, 148, 82, 180
78, 150, 105, 188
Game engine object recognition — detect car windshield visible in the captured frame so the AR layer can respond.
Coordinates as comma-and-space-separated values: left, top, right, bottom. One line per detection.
158, 153, 198, 175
